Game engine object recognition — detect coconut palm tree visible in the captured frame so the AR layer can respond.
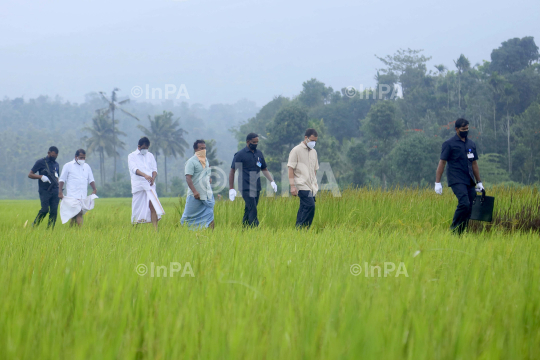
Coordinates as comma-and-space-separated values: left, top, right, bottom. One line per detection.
138, 111, 188, 191
82, 114, 126, 185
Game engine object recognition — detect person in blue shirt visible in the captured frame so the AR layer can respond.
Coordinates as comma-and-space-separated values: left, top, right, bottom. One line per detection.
28, 146, 61, 229
228, 133, 277, 227
435, 118, 485, 234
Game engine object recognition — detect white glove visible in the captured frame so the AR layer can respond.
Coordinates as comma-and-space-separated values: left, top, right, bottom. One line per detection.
434, 182, 443, 195
40, 175, 51, 183
475, 182, 484, 192
271, 181, 278, 193
229, 189, 236, 201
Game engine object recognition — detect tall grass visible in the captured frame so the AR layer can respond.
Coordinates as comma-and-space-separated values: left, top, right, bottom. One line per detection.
0, 188, 539, 359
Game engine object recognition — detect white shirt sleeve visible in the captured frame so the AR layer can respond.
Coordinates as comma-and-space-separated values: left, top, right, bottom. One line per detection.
87, 165, 95, 184
128, 153, 138, 175
151, 154, 158, 174
59, 163, 69, 183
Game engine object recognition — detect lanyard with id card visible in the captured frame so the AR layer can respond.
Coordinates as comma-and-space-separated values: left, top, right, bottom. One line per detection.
256, 156, 262, 168
467, 148, 474, 159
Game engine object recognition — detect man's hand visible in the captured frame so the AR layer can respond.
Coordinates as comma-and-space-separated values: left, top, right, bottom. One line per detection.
40, 175, 51, 183
143, 174, 152, 184
290, 185, 298, 196
91, 189, 97, 195
59, 192, 64, 199
194, 191, 201, 200
271, 181, 278, 193
229, 189, 236, 201
434, 182, 443, 195
475, 182, 484, 192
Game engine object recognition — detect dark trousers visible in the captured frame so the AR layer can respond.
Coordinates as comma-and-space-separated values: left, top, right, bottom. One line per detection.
450, 184, 477, 234
242, 191, 260, 227
296, 190, 316, 229
33, 191, 60, 229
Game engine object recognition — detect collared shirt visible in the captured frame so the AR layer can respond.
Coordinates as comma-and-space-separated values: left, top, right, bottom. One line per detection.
231, 146, 267, 194
185, 155, 211, 200
287, 142, 319, 196
128, 149, 158, 194
59, 159, 95, 199
31, 156, 60, 192
440, 134, 478, 187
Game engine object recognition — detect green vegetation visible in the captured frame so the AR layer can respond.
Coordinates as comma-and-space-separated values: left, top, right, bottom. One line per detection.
1, 187, 539, 359
2, 37, 540, 199
238, 37, 540, 188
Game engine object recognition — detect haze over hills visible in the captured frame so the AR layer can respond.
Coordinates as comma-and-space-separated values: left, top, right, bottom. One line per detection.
1, 0, 539, 105
1, 0, 540, 199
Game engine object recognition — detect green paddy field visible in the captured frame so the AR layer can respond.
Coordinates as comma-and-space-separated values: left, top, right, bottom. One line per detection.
1, 187, 539, 359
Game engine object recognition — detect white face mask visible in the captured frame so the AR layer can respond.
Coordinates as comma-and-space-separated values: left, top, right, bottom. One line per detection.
76, 158, 86, 165
306, 141, 316, 149
140, 149, 148, 155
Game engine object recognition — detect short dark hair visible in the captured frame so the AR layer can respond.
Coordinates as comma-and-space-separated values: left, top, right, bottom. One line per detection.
246, 133, 258, 142
49, 146, 59, 154
455, 118, 469, 129
193, 139, 205, 151
138, 137, 150, 147
75, 149, 86, 157
305, 128, 318, 138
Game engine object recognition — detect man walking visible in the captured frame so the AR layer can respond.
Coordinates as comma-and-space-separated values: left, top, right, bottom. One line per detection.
58, 149, 98, 227
128, 137, 165, 230
288, 129, 319, 229
28, 146, 61, 229
229, 132, 277, 227
435, 118, 484, 234
181, 140, 215, 229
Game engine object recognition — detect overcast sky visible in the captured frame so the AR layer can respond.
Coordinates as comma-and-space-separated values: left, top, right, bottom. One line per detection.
1, 0, 539, 106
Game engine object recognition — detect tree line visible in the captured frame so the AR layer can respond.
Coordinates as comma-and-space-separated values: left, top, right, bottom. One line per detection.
0, 36, 538, 198
235, 36, 540, 189
0, 95, 253, 198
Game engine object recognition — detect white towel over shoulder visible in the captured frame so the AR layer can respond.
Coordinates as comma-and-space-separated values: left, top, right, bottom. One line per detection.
60, 194, 98, 224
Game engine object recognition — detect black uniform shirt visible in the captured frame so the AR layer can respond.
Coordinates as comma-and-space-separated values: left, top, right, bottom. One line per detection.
231, 146, 267, 193
440, 135, 478, 187
31, 157, 60, 192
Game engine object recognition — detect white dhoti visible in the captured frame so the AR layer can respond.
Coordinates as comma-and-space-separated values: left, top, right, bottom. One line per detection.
131, 189, 165, 224
60, 194, 98, 224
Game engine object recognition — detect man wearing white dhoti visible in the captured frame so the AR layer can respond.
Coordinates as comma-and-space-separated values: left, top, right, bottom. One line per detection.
58, 149, 98, 227
128, 137, 164, 230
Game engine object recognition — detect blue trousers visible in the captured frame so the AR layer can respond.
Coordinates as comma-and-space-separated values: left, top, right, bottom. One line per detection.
33, 191, 59, 229
242, 191, 260, 227
450, 184, 477, 234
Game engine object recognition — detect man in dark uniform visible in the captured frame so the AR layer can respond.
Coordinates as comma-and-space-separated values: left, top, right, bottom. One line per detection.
435, 118, 484, 234
228, 133, 277, 227
28, 146, 61, 228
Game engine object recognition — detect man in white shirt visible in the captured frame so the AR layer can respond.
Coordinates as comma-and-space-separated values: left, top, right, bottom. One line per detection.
128, 137, 164, 230
58, 149, 98, 227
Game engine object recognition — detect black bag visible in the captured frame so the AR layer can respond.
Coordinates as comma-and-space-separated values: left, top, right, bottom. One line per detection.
470, 189, 495, 222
